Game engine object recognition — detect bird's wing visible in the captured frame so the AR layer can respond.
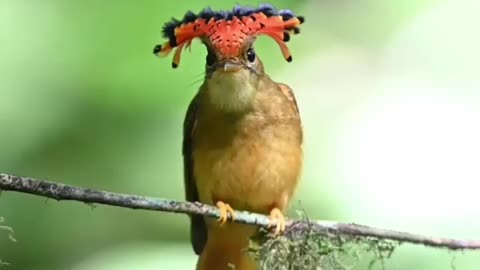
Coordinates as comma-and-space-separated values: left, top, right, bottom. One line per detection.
182, 93, 207, 255
278, 83, 300, 115
278, 83, 303, 143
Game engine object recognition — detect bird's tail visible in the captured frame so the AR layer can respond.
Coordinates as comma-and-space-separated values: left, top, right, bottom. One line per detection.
196, 223, 258, 270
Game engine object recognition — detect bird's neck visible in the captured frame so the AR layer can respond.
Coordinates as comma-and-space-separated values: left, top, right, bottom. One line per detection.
205, 71, 258, 113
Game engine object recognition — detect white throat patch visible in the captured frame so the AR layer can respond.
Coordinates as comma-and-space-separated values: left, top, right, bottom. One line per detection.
206, 70, 256, 112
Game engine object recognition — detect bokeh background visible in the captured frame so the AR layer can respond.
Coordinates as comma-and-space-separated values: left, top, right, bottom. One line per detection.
1, 0, 480, 269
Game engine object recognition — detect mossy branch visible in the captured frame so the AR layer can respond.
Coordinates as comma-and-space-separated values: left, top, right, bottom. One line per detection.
1, 172, 479, 266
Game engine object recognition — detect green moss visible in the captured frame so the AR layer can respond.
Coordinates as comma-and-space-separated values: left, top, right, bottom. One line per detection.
248, 219, 399, 270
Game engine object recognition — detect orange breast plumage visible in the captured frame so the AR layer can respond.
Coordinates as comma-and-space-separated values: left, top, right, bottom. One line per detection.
192, 82, 303, 214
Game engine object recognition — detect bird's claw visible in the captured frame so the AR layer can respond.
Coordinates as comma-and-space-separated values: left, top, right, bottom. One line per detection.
216, 201, 236, 225
268, 208, 286, 235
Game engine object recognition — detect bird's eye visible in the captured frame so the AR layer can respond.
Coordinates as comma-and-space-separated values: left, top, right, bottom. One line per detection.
206, 51, 216, 66
246, 48, 256, 63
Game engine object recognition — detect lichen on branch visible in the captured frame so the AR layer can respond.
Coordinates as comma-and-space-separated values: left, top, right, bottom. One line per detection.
249, 218, 399, 270
1, 172, 480, 269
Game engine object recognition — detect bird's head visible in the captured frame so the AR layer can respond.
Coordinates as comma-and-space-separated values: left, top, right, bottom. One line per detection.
154, 4, 304, 111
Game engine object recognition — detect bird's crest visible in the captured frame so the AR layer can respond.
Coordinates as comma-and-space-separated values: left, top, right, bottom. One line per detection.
153, 4, 305, 68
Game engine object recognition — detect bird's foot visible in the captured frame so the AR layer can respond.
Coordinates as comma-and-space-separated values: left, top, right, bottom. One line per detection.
216, 201, 236, 225
268, 208, 286, 235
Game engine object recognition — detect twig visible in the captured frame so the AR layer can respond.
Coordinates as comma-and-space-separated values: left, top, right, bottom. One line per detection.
1, 173, 479, 251
0, 217, 16, 243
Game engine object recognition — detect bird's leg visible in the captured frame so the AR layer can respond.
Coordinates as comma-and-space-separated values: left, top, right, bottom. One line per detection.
268, 208, 286, 235
216, 201, 236, 225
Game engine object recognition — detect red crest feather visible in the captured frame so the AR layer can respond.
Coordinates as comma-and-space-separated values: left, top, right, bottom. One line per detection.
153, 4, 305, 68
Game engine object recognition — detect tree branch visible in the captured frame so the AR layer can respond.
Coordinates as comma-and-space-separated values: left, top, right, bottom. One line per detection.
1, 173, 479, 251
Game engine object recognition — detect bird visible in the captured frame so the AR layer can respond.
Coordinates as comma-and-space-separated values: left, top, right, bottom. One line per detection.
153, 4, 304, 270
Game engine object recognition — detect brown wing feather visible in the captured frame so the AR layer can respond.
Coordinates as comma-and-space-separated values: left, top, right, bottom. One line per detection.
278, 83, 302, 142
182, 93, 207, 255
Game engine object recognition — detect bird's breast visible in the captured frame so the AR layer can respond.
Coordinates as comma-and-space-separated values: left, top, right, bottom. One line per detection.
193, 110, 302, 213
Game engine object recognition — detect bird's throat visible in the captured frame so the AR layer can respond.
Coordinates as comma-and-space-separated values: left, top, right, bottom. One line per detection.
206, 70, 256, 112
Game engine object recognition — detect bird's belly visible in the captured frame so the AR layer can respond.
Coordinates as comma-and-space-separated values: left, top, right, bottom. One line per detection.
194, 135, 302, 213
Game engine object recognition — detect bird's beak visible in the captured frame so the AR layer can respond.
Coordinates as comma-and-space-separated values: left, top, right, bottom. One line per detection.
223, 62, 243, 72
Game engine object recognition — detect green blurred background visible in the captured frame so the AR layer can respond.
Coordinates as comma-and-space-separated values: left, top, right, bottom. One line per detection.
1, 0, 480, 269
